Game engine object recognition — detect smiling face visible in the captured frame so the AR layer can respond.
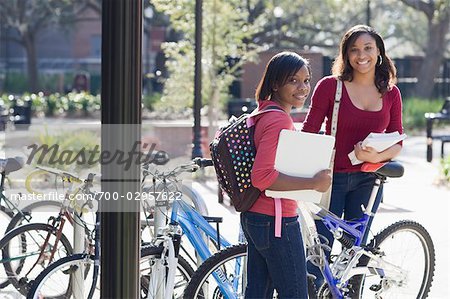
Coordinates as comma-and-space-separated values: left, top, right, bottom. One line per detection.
347, 33, 380, 77
272, 65, 311, 111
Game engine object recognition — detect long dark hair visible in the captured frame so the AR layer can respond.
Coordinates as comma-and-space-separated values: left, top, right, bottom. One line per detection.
332, 25, 396, 95
255, 51, 310, 102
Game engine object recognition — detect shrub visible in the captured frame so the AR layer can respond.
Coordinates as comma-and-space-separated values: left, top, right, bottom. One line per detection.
0, 92, 101, 117
142, 92, 162, 111
402, 98, 444, 131
30, 127, 101, 171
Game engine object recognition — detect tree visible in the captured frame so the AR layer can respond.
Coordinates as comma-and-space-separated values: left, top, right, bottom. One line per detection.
0, 0, 76, 92
152, 0, 265, 134
399, 0, 450, 98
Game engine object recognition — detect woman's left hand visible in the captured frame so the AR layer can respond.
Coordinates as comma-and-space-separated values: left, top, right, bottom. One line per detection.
354, 142, 379, 163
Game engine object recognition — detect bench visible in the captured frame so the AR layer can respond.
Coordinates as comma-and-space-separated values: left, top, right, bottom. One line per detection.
425, 97, 450, 161
441, 136, 450, 159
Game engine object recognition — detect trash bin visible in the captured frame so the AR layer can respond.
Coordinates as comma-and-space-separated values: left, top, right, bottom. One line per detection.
227, 98, 257, 119
12, 97, 32, 129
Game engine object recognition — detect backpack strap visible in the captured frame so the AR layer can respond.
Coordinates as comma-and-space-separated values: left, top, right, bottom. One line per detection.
274, 198, 282, 237
246, 105, 285, 128
247, 105, 286, 238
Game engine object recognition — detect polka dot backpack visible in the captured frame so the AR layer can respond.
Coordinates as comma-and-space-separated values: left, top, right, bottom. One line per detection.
210, 106, 284, 212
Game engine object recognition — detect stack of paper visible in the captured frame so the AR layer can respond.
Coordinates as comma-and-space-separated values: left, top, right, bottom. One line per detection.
348, 131, 407, 165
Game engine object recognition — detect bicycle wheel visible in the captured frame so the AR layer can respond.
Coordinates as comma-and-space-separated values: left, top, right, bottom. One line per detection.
6, 200, 64, 232
183, 243, 247, 299
352, 220, 435, 299
0, 205, 14, 236
140, 245, 194, 299
27, 253, 94, 299
25, 170, 64, 195
0, 222, 73, 295
27, 245, 195, 299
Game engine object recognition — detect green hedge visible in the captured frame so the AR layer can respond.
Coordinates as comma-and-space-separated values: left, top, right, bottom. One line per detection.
402, 98, 444, 131
0, 92, 101, 117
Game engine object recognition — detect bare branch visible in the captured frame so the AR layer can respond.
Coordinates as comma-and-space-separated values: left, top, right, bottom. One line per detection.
400, 0, 434, 19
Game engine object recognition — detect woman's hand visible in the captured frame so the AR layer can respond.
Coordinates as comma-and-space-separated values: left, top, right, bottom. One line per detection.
354, 142, 379, 163
312, 169, 332, 192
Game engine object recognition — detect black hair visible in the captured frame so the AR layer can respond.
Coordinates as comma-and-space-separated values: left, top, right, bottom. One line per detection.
255, 51, 310, 102
332, 24, 396, 95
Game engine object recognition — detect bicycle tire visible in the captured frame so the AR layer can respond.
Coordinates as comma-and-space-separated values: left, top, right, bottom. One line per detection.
184, 243, 322, 299
0, 222, 73, 295
27, 245, 195, 299
0, 204, 14, 235
352, 220, 435, 299
183, 243, 247, 299
0, 205, 13, 288
25, 170, 65, 195
6, 200, 64, 233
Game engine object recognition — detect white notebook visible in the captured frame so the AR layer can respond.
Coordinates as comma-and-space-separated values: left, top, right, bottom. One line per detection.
265, 130, 335, 203
348, 131, 407, 165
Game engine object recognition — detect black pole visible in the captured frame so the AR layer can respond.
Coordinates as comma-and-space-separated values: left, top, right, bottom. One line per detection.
192, 0, 203, 158
101, 0, 141, 298
366, 0, 371, 26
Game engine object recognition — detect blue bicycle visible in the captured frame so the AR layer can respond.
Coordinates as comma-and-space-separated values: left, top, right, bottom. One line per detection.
183, 161, 435, 299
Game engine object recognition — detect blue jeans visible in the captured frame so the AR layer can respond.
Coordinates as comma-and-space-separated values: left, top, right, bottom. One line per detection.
307, 171, 383, 289
241, 212, 308, 299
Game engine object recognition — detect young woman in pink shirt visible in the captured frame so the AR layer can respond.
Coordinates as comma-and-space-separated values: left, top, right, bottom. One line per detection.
241, 51, 331, 298
302, 25, 403, 289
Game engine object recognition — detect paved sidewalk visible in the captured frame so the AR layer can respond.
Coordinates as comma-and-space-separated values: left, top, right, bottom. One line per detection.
194, 135, 449, 298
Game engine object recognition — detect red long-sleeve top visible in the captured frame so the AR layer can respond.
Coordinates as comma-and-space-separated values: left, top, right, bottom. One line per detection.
249, 100, 298, 217
302, 76, 403, 173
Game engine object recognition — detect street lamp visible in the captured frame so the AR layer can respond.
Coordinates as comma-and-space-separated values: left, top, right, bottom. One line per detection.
143, 5, 154, 95
273, 6, 284, 48
192, 0, 203, 158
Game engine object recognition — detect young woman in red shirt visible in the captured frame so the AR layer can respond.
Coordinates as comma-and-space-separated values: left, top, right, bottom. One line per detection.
302, 25, 403, 289
241, 51, 331, 298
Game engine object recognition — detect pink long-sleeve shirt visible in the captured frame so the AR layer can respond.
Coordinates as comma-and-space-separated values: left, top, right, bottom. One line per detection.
302, 76, 403, 173
248, 100, 298, 217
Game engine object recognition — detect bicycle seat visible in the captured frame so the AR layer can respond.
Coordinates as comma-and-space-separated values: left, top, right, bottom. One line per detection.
361, 161, 404, 178
0, 157, 24, 174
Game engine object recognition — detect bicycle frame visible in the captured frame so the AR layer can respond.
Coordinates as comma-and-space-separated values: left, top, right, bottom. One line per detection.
148, 192, 233, 299
171, 199, 232, 260
0, 171, 32, 223
298, 174, 405, 299
143, 158, 234, 299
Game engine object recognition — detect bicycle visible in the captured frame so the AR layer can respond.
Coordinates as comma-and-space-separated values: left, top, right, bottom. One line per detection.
0, 159, 66, 235
0, 154, 213, 297
0, 167, 94, 296
26, 171, 196, 299
27, 158, 235, 298
183, 161, 435, 299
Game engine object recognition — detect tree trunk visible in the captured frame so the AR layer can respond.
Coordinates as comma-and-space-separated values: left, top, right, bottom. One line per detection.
415, 14, 450, 99
23, 31, 39, 92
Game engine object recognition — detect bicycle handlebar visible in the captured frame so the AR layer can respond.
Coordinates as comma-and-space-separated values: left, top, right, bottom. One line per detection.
193, 157, 214, 168
142, 158, 213, 180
